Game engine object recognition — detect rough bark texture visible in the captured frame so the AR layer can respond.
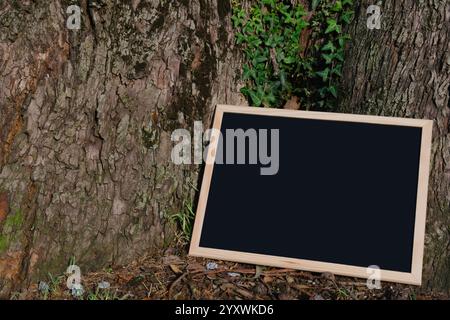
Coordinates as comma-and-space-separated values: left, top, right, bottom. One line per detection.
0, 0, 245, 296
340, 1, 450, 293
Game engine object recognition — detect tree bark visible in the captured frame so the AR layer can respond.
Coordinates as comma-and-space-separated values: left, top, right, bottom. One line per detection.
1, 0, 449, 298
339, 1, 450, 293
0, 0, 245, 296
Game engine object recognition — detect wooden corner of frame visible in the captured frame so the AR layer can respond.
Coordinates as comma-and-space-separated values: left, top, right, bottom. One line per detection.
412, 273, 422, 286
423, 119, 434, 131
215, 104, 227, 111
188, 243, 199, 257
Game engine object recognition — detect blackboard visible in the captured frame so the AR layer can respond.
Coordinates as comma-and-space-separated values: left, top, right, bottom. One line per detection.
189, 105, 433, 285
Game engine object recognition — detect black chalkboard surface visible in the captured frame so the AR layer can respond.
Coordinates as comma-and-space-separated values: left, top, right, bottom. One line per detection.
189, 105, 433, 285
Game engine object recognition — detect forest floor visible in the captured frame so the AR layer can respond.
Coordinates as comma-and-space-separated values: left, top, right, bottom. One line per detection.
23, 248, 449, 300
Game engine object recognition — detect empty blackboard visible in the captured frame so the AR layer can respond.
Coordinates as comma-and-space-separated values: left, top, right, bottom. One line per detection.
189, 105, 433, 285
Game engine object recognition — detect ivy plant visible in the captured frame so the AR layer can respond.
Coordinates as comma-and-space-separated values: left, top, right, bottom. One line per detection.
232, 0, 354, 110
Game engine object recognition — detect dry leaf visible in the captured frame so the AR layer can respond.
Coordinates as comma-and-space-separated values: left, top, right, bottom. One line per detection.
170, 264, 183, 274
283, 96, 300, 110
163, 255, 183, 265
220, 283, 235, 291
286, 276, 295, 284
187, 262, 204, 273
235, 288, 253, 299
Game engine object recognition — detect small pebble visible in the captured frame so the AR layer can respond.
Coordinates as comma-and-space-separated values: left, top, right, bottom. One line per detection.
38, 281, 49, 293
206, 262, 218, 270
227, 272, 240, 277
98, 281, 110, 289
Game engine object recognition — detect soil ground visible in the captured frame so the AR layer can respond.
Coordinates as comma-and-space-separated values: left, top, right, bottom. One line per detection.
21, 247, 449, 300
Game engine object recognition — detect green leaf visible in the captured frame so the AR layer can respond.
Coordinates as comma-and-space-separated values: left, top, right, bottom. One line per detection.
331, 66, 342, 77
335, 49, 345, 61
316, 68, 330, 81
284, 14, 294, 25
240, 87, 249, 96
325, 19, 341, 34
322, 53, 334, 64
255, 55, 268, 63
341, 10, 354, 24
328, 86, 337, 98
319, 87, 327, 98
265, 91, 277, 105
312, 0, 321, 10
236, 33, 245, 44
294, 6, 307, 18
250, 38, 262, 47
249, 90, 262, 107
283, 56, 296, 64
242, 65, 257, 81
331, 1, 343, 12
321, 41, 336, 52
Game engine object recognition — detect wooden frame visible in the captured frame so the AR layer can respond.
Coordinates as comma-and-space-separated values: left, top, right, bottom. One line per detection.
189, 104, 433, 285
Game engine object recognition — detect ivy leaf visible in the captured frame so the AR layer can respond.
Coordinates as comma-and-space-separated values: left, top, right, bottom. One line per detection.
294, 6, 307, 18
249, 90, 262, 107
322, 53, 334, 64
266, 90, 277, 104
274, 34, 284, 43
331, 0, 343, 12
283, 56, 296, 64
325, 19, 341, 34
335, 49, 345, 62
236, 33, 246, 44
321, 41, 336, 52
267, 92, 277, 104
242, 65, 257, 81
284, 14, 294, 25
341, 10, 354, 24
255, 55, 268, 64
250, 38, 262, 47
316, 68, 330, 81
331, 66, 342, 77
242, 65, 251, 80
328, 86, 338, 98
262, 0, 275, 5
240, 87, 249, 96
312, 0, 321, 10
231, 16, 240, 28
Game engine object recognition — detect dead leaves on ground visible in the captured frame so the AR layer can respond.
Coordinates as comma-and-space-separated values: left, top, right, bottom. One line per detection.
25, 250, 445, 300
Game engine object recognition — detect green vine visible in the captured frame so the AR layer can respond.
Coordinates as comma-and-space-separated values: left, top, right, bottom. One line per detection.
232, 0, 354, 110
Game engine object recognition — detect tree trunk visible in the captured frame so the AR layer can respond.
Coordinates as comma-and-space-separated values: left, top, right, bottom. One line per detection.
0, 0, 245, 297
1, 0, 449, 298
339, 1, 450, 293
